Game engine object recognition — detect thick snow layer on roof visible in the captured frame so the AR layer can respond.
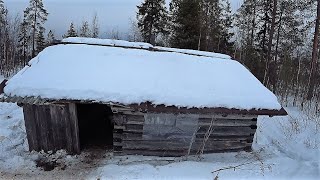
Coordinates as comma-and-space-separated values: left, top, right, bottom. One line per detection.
62, 37, 153, 49
4, 44, 281, 110
62, 37, 231, 59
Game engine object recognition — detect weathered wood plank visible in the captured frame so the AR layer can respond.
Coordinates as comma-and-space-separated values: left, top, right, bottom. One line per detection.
113, 114, 127, 125
68, 103, 80, 154
121, 127, 256, 136
34, 105, 49, 151
50, 105, 69, 152
126, 121, 144, 125
124, 114, 145, 122
125, 124, 143, 130
198, 119, 256, 127
197, 126, 256, 134
113, 133, 123, 139
23, 105, 40, 151
50, 105, 62, 151
198, 114, 258, 119
122, 133, 144, 139
195, 134, 254, 141
122, 149, 186, 157
121, 140, 250, 151
121, 130, 254, 136
61, 105, 74, 153
121, 135, 253, 142
114, 125, 125, 130
120, 111, 145, 116
122, 146, 252, 157
43, 106, 54, 151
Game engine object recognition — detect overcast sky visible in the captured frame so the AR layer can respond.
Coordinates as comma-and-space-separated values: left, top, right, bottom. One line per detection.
3, 0, 243, 39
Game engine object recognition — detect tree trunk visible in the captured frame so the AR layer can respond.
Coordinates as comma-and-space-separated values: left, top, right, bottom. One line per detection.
306, 0, 320, 100
250, 0, 256, 46
32, 1, 38, 57
263, 0, 277, 85
272, 5, 284, 94
198, 28, 202, 51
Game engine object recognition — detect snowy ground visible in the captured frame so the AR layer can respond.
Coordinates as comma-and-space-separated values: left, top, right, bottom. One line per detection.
0, 102, 319, 179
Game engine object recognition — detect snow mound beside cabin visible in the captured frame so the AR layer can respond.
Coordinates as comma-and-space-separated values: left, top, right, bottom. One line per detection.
4, 43, 281, 110
0, 103, 35, 172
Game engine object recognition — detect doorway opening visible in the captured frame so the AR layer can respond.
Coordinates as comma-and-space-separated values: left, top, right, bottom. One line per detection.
77, 103, 113, 150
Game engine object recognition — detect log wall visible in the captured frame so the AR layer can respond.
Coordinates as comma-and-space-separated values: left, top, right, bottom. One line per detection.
113, 112, 257, 157
23, 103, 80, 154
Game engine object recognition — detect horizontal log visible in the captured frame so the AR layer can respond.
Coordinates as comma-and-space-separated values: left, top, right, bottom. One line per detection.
123, 113, 258, 121
121, 129, 256, 136
125, 114, 145, 122
122, 146, 252, 157
113, 151, 123, 156
120, 140, 250, 151
122, 149, 186, 157
113, 133, 123, 139
114, 125, 125, 130
113, 146, 123, 151
125, 124, 143, 130
198, 119, 256, 127
114, 142, 123, 146
126, 121, 144, 125
118, 134, 253, 142
196, 135, 254, 142
197, 126, 256, 134
198, 114, 257, 119
113, 114, 127, 125
121, 111, 146, 116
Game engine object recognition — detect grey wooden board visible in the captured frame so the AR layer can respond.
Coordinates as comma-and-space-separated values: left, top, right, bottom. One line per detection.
23, 105, 40, 151
198, 118, 256, 126
120, 140, 250, 151
68, 103, 80, 154
23, 104, 80, 154
122, 146, 252, 157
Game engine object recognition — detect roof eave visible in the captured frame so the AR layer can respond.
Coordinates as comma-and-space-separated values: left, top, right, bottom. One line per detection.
1, 96, 287, 116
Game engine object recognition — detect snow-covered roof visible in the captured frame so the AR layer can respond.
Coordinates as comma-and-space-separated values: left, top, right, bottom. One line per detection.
62, 37, 153, 49
62, 37, 231, 59
4, 38, 282, 111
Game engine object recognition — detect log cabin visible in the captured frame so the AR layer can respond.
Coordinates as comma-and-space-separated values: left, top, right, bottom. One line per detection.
0, 37, 287, 157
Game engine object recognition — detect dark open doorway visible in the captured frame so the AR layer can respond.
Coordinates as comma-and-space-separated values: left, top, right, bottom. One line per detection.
77, 103, 113, 150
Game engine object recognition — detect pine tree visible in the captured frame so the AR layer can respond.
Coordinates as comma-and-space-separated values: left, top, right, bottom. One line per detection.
137, 0, 168, 44
63, 22, 77, 38
234, 0, 309, 95
0, 0, 5, 28
18, 19, 30, 66
170, 0, 201, 49
46, 30, 55, 45
0, 0, 7, 63
91, 13, 99, 38
24, 0, 48, 57
196, 0, 234, 53
218, 0, 234, 54
307, 0, 320, 100
79, 21, 91, 37
36, 26, 45, 53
